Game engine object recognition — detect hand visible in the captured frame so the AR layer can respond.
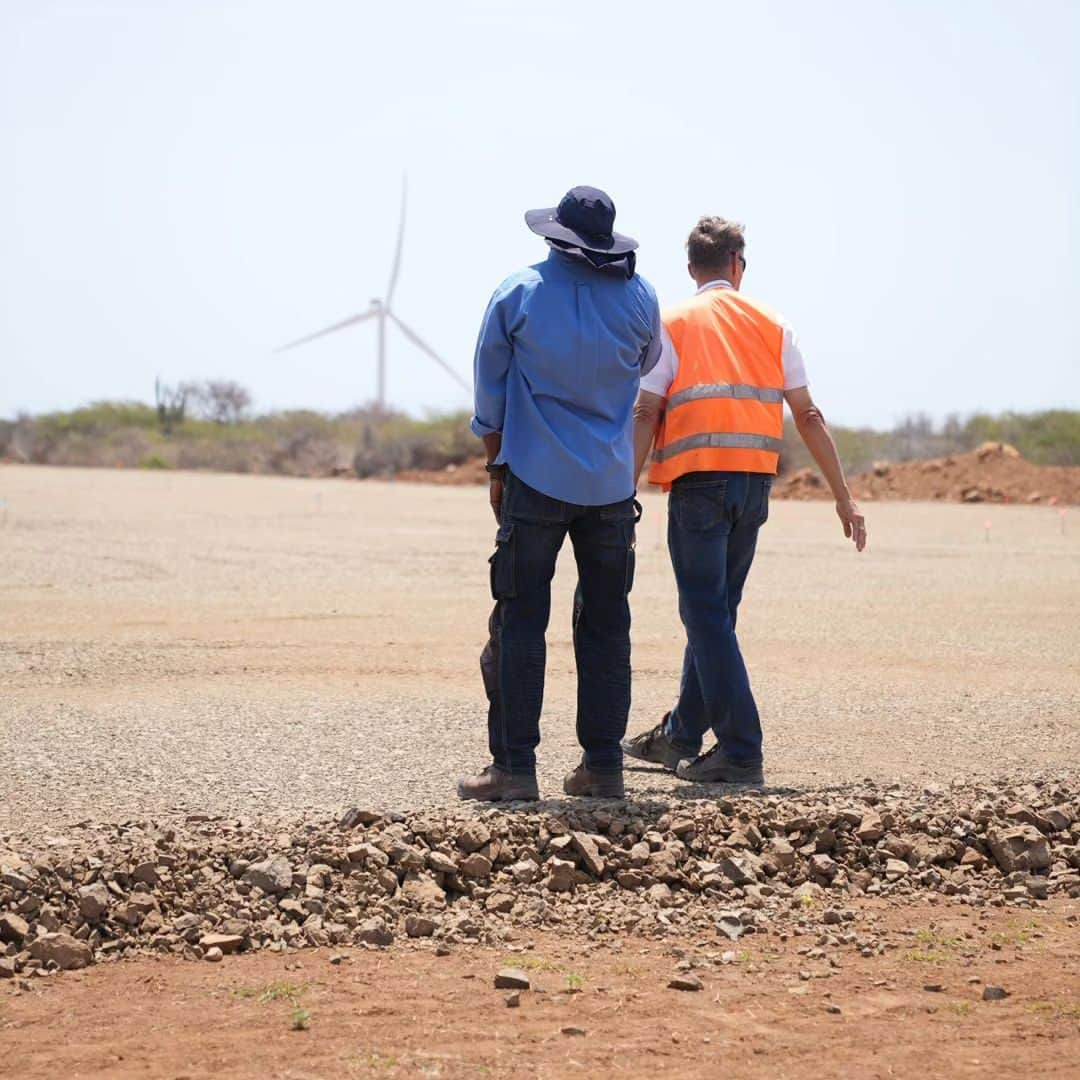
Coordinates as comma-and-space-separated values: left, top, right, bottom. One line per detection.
489, 477, 504, 522
836, 496, 867, 552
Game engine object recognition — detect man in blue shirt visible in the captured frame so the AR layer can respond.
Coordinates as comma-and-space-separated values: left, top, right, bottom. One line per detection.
458, 186, 662, 802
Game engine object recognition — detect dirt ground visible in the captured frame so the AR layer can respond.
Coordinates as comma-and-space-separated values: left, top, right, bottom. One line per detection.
2, 463, 1079, 830
2, 465, 1079, 1077
3, 900, 1078, 1079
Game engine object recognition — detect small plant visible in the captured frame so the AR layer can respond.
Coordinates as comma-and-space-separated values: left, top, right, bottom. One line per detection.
348, 1052, 399, 1076
991, 919, 1040, 948
234, 980, 306, 1004
290, 1007, 311, 1031
914, 930, 962, 950
505, 953, 562, 974
565, 973, 584, 992
140, 454, 169, 470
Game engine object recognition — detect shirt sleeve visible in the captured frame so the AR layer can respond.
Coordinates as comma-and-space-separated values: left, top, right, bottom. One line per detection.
639, 325, 679, 399
777, 311, 812, 390
781, 323, 809, 391
469, 288, 514, 438
639, 294, 663, 377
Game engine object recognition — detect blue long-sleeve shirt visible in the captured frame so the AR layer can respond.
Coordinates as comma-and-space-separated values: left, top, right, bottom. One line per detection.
471, 249, 662, 506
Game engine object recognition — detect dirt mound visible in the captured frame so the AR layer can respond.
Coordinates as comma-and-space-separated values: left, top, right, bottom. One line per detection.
396, 458, 488, 485
775, 442, 1080, 505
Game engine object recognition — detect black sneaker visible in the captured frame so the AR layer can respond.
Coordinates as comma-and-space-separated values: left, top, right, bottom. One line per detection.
675, 744, 764, 786
622, 714, 694, 772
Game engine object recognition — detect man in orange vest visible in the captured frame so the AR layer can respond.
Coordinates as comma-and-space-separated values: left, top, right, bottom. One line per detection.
623, 216, 866, 785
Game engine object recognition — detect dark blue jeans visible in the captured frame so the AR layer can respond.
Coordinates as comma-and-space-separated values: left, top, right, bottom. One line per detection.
664, 471, 771, 765
481, 472, 638, 775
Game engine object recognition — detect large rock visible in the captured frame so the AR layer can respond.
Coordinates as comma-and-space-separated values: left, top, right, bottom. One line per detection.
885, 858, 910, 881
494, 967, 530, 990
457, 822, 491, 854
131, 861, 160, 886
570, 832, 605, 877
719, 856, 757, 886
988, 826, 1052, 874
766, 838, 796, 868
426, 850, 458, 875
508, 859, 539, 885
459, 853, 493, 880
243, 855, 294, 895
400, 873, 447, 909
545, 858, 577, 893
856, 813, 885, 844
0, 913, 29, 944
357, 917, 393, 946
78, 883, 111, 922
29, 933, 93, 971
200, 933, 244, 955
405, 915, 437, 938
809, 854, 839, 881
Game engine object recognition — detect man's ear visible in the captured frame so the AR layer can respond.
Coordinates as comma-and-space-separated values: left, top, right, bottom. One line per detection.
686, 262, 694, 281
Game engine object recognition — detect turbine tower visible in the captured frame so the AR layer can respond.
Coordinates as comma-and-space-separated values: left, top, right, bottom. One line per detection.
276, 177, 470, 410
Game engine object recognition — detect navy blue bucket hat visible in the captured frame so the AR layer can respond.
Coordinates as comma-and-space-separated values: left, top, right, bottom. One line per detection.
525, 185, 638, 254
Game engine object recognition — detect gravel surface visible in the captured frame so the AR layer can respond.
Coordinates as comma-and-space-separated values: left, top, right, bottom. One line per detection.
1, 465, 1078, 830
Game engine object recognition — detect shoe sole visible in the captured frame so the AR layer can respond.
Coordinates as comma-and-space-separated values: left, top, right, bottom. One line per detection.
456, 786, 540, 802
674, 769, 764, 786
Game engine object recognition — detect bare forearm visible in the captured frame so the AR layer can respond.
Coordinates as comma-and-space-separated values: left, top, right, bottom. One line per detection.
482, 432, 502, 465
633, 412, 659, 484
796, 412, 851, 503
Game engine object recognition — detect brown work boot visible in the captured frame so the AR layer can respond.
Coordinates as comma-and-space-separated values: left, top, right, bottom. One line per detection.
457, 764, 539, 802
562, 760, 624, 798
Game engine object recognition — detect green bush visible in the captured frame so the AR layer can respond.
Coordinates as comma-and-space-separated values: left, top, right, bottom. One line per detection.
8, 396, 1079, 477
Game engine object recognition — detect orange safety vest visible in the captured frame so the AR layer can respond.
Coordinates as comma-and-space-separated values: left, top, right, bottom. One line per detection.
649, 288, 786, 488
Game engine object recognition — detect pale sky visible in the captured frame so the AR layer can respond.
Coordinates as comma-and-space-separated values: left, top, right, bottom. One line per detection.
2, 0, 1077, 427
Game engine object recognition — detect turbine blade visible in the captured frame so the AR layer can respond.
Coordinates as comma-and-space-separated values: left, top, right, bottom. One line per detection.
385, 175, 407, 308
388, 312, 471, 392
275, 309, 377, 352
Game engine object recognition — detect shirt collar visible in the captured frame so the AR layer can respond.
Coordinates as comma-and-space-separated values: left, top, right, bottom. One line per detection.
696, 279, 734, 293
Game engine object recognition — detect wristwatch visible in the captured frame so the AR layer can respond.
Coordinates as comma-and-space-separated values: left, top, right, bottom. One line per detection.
485, 463, 508, 479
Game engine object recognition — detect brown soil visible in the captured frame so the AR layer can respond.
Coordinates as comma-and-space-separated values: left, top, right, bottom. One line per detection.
4, 901, 1078, 1079
397, 457, 490, 485
777, 442, 1080, 506
395, 443, 1080, 506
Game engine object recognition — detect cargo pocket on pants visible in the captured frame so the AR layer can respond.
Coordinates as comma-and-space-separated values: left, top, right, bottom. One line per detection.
489, 521, 516, 599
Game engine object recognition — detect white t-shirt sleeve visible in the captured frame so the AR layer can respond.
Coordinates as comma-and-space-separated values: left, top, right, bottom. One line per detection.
781, 322, 808, 391
640, 312, 809, 395
639, 325, 679, 398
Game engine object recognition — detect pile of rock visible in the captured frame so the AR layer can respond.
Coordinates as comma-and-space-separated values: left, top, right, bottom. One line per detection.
1, 779, 1076, 978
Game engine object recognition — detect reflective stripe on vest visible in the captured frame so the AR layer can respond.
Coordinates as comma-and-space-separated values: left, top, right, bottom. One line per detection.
667, 382, 784, 410
652, 431, 785, 464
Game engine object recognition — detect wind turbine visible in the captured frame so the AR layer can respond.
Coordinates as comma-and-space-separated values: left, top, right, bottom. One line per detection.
276, 177, 470, 410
